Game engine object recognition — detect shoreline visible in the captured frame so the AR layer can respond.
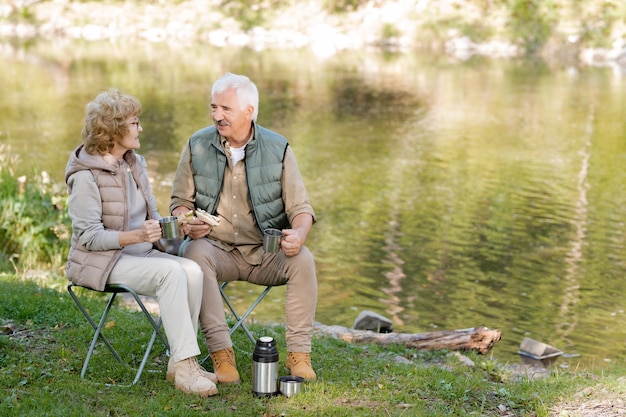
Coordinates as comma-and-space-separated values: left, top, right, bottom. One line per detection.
1, 0, 626, 69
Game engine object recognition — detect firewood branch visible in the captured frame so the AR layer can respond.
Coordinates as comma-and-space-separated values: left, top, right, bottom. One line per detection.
314, 324, 501, 354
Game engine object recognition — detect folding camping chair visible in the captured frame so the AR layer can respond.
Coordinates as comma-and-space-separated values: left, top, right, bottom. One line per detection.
219, 281, 273, 344
67, 283, 169, 385
200, 281, 273, 365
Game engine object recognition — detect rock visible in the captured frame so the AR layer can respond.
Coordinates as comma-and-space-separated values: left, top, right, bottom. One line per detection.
448, 351, 475, 367
352, 310, 393, 333
518, 337, 563, 360
1, 323, 16, 335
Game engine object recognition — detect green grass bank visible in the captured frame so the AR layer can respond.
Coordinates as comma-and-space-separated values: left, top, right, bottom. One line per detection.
3, 272, 626, 417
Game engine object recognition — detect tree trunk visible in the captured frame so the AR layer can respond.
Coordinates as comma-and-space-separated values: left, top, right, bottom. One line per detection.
314, 324, 501, 354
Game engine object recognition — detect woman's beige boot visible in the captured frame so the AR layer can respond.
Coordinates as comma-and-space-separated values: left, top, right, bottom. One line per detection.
167, 355, 218, 384
174, 357, 219, 397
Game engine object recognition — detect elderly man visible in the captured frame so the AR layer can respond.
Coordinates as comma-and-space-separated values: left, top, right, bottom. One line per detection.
170, 72, 318, 383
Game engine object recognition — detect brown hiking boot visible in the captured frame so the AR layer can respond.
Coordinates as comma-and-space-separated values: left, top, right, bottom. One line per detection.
174, 357, 219, 397
286, 352, 316, 380
210, 347, 241, 384
167, 355, 218, 384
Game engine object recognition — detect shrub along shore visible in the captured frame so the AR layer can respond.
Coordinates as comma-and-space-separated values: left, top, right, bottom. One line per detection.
1, 0, 626, 67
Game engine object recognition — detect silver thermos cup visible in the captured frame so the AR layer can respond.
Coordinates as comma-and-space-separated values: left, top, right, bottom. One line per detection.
252, 336, 279, 396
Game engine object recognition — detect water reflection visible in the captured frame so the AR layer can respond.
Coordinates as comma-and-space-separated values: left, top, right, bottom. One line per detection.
2, 39, 626, 367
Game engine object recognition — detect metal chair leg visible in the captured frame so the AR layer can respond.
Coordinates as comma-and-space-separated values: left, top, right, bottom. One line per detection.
105, 284, 169, 385
105, 284, 169, 351
219, 282, 272, 344
68, 284, 124, 367
200, 282, 273, 364
133, 320, 160, 385
68, 283, 169, 385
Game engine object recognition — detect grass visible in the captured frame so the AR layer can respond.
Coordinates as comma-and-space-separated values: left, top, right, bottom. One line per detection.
2, 273, 625, 416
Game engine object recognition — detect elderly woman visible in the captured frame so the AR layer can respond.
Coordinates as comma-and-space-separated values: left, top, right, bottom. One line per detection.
65, 88, 217, 397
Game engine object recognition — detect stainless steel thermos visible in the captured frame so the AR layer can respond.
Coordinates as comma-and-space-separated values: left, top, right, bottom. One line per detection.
252, 336, 279, 396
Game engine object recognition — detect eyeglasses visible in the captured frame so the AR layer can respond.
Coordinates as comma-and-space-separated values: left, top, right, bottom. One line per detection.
128, 119, 140, 129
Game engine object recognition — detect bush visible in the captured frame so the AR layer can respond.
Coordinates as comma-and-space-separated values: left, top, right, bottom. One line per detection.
0, 145, 70, 273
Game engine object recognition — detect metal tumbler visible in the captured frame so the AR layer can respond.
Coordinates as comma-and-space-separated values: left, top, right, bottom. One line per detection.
263, 228, 283, 253
159, 216, 179, 240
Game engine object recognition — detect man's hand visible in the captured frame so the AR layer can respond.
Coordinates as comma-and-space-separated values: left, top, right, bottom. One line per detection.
172, 206, 193, 219
280, 228, 306, 257
280, 213, 313, 257
172, 205, 217, 239
181, 218, 211, 240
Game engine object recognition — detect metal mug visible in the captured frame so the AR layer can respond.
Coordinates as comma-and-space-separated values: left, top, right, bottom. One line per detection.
279, 375, 304, 397
263, 228, 283, 253
159, 216, 180, 240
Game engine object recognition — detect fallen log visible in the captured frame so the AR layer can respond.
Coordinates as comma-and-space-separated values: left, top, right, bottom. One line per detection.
313, 324, 501, 354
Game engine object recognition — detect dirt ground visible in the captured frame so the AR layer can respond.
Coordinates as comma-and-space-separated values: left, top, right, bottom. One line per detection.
547, 383, 626, 417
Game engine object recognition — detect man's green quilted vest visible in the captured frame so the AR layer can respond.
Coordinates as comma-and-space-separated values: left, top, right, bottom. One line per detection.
189, 124, 290, 233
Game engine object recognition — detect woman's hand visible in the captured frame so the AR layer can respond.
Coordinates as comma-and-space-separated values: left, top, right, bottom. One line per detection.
141, 219, 163, 243
118, 219, 162, 247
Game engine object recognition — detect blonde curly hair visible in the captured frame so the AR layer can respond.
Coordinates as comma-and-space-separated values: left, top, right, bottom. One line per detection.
81, 88, 142, 155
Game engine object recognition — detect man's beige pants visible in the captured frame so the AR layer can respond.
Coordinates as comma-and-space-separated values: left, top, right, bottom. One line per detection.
183, 239, 318, 353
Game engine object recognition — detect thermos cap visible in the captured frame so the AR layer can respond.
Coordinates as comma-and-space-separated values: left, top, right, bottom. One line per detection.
253, 336, 279, 362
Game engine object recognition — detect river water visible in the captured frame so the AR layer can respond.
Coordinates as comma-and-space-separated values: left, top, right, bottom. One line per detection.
2, 39, 626, 367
